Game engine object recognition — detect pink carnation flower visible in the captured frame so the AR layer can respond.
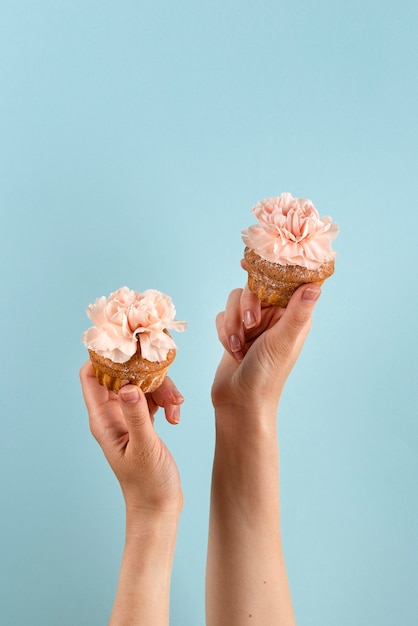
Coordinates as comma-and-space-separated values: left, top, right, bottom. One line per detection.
82, 287, 187, 363
242, 193, 338, 269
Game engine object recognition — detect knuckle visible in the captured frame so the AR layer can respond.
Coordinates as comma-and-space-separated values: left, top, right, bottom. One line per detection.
215, 311, 224, 328
287, 310, 311, 333
230, 287, 243, 299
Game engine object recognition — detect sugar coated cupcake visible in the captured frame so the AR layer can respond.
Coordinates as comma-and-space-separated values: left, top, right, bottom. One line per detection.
82, 286, 187, 393
242, 193, 339, 306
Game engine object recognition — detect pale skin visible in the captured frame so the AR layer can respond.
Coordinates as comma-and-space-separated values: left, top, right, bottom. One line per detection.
80, 280, 322, 625
80, 365, 184, 626
207, 282, 321, 626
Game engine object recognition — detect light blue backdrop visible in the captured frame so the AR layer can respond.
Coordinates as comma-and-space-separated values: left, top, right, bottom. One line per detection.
1, 1, 417, 624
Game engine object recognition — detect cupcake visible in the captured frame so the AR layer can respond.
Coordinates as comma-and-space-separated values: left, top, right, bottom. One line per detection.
82, 287, 187, 393
242, 193, 339, 306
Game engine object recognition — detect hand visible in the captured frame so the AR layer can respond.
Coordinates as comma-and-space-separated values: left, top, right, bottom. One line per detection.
212, 283, 322, 417
80, 362, 184, 517
207, 283, 314, 626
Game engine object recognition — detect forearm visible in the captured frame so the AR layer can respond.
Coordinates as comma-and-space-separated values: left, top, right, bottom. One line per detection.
110, 511, 179, 626
206, 409, 296, 626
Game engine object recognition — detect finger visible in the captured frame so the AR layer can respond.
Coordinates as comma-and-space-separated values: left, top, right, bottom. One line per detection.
218, 289, 245, 361
79, 361, 123, 440
79, 360, 110, 412
267, 283, 321, 359
118, 385, 155, 451
215, 311, 228, 351
215, 312, 241, 364
240, 303, 284, 349
240, 284, 261, 330
149, 377, 184, 425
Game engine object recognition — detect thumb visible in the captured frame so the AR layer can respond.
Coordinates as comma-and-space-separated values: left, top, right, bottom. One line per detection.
118, 385, 155, 444
267, 284, 321, 359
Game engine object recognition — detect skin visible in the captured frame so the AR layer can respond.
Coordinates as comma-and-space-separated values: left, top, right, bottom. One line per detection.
80, 365, 184, 625
80, 280, 321, 625
206, 282, 321, 626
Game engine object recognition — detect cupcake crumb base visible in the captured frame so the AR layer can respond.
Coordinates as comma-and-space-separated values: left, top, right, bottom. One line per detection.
88, 345, 175, 394
244, 247, 334, 307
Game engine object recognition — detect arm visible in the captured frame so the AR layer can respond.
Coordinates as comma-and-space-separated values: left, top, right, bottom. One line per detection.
80, 363, 184, 626
206, 283, 322, 626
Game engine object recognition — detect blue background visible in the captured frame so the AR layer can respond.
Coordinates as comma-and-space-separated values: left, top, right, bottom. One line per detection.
1, 1, 417, 624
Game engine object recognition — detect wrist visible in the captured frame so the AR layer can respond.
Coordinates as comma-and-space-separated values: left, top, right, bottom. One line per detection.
212, 406, 280, 506
214, 405, 278, 442
121, 483, 184, 524
125, 505, 181, 539
122, 509, 180, 585
213, 407, 279, 469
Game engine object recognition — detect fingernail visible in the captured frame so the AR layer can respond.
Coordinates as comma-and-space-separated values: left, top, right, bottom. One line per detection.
172, 407, 180, 424
243, 310, 256, 329
120, 386, 140, 404
302, 286, 321, 302
229, 334, 242, 353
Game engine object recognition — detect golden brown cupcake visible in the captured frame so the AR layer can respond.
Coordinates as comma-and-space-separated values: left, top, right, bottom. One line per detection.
242, 193, 338, 306
82, 287, 187, 393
